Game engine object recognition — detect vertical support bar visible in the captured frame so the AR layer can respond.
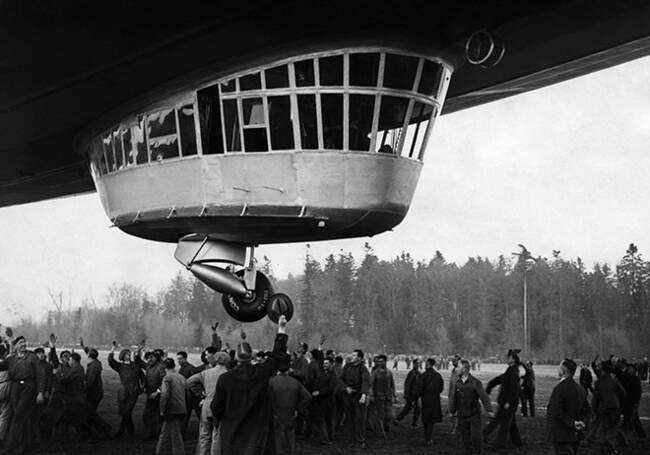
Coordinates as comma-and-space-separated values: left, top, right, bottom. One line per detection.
343, 52, 349, 152
288, 62, 302, 150
369, 53, 385, 153
144, 114, 151, 163
193, 94, 204, 155
314, 58, 324, 150
174, 106, 183, 157
261, 70, 272, 150
396, 99, 414, 156
236, 84, 245, 153
218, 85, 229, 154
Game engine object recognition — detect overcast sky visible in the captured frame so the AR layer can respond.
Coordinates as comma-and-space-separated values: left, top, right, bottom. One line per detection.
1, 56, 649, 323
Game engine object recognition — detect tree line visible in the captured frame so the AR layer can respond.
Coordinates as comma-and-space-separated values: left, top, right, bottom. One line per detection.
12, 243, 650, 361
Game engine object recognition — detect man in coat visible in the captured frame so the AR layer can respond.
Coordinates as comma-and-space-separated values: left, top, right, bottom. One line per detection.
176, 350, 200, 437
268, 355, 312, 454
394, 358, 421, 428
420, 357, 444, 446
342, 349, 371, 449
0, 341, 11, 446
156, 358, 187, 455
483, 348, 523, 450
591, 360, 626, 453
108, 342, 143, 437
210, 315, 290, 455
136, 349, 167, 440
369, 354, 396, 438
546, 358, 590, 455
449, 358, 493, 455
84, 347, 112, 439
0, 335, 46, 455
520, 360, 535, 417
310, 356, 337, 445
57, 352, 97, 440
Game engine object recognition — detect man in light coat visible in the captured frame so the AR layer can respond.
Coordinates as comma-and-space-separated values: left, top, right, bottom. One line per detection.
157, 358, 187, 455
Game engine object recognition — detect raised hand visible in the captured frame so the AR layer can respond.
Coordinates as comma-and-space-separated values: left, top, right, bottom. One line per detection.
240, 329, 247, 340
211, 321, 219, 332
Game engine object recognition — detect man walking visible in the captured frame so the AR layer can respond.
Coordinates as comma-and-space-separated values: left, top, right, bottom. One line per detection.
394, 358, 421, 428
156, 358, 187, 455
546, 358, 590, 455
420, 358, 444, 446
520, 360, 536, 417
449, 358, 493, 455
369, 354, 396, 439
342, 349, 370, 449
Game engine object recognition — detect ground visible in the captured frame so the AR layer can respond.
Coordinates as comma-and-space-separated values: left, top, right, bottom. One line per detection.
32, 358, 650, 455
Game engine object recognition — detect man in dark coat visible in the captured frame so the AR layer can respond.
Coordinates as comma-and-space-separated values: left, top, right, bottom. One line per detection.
449, 358, 493, 455
268, 355, 311, 454
394, 358, 421, 428
84, 347, 112, 439
620, 363, 646, 440
483, 348, 523, 449
520, 361, 535, 417
369, 354, 396, 438
579, 364, 594, 397
210, 315, 290, 455
310, 356, 337, 445
0, 335, 46, 455
58, 352, 97, 440
591, 360, 626, 454
342, 349, 371, 448
176, 350, 200, 436
546, 358, 590, 455
156, 358, 187, 455
108, 343, 143, 437
290, 341, 309, 436
419, 357, 443, 446
136, 349, 166, 440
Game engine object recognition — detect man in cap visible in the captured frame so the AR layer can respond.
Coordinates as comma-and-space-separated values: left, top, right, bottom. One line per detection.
136, 348, 167, 441
108, 341, 143, 438
394, 358, 422, 428
57, 351, 97, 441
483, 349, 523, 450
520, 360, 536, 417
342, 348, 371, 449
268, 352, 312, 454
290, 341, 309, 436
447, 354, 462, 435
186, 348, 230, 455
420, 358, 444, 446
82, 343, 112, 439
176, 351, 200, 437
210, 315, 291, 454
449, 358, 493, 455
156, 358, 187, 455
0, 335, 46, 454
310, 356, 338, 445
369, 354, 396, 439
546, 358, 590, 455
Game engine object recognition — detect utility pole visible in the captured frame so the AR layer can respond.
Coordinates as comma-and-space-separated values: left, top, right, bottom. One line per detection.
513, 244, 536, 355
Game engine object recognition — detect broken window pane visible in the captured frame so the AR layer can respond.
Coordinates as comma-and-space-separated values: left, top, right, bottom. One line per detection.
113, 130, 124, 169
349, 94, 375, 151
376, 95, 409, 154
383, 54, 418, 90
147, 109, 176, 138
418, 60, 442, 96
265, 65, 289, 89
150, 135, 179, 161
198, 85, 224, 154
321, 94, 343, 149
244, 128, 268, 152
297, 94, 318, 149
268, 95, 294, 150
294, 59, 314, 87
319, 55, 343, 86
220, 79, 236, 93
178, 104, 198, 156
103, 133, 115, 172
349, 53, 380, 87
223, 99, 241, 152
242, 98, 265, 126
132, 118, 148, 164
240, 72, 261, 91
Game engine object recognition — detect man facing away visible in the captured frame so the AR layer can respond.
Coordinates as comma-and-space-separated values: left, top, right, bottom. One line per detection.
394, 358, 421, 428
419, 357, 444, 446
449, 358, 493, 455
156, 358, 187, 455
546, 358, 590, 455
342, 349, 371, 449
268, 353, 312, 454
210, 315, 290, 455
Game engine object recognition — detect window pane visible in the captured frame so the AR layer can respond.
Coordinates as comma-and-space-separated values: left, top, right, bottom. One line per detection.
132, 118, 148, 164
223, 99, 241, 152
321, 94, 343, 149
220, 79, 236, 93
242, 98, 265, 126
383, 54, 418, 90
178, 104, 198, 156
147, 109, 176, 138
412, 103, 435, 159
240, 72, 261, 91
418, 60, 442, 96
319, 55, 343, 86
103, 133, 115, 172
244, 128, 268, 152
295, 59, 314, 87
348, 94, 375, 151
265, 65, 289, 89
113, 130, 124, 169
349, 53, 379, 87
376, 96, 409, 154
297, 94, 318, 149
122, 129, 134, 166
401, 102, 434, 158
198, 85, 224, 154
150, 136, 179, 161
268, 96, 294, 150
92, 140, 107, 174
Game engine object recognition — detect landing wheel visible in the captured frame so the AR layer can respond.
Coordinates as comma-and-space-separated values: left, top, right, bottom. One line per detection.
267, 293, 294, 323
221, 270, 272, 322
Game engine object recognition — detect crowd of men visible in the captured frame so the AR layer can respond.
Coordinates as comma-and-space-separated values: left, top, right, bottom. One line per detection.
0, 320, 647, 455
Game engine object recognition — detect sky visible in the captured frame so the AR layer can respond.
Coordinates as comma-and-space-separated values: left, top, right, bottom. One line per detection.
1, 56, 650, 322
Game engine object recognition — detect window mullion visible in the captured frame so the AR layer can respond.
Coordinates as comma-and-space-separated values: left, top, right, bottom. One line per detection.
287, 62, 302, 150
418, 107, 438, 161
263, 95, 271, 150
193, 95, 204, 156
174, 107, 183, 157
343, 52, 349, 152
314, 58, 324, 150
218, 85, 229, 153
369, 53, 385, 153
144, 115, 151, 163
397, 99, 415, 156
237, 92, 245, 153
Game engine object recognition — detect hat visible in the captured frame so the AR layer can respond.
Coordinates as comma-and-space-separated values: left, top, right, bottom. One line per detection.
214, 351, 231, 366
236, 342, 252, 362
277, 353, 291, 372
507, 348, 521, 363
144, 351, 157, 360
119, 348, 131, 361
298, 342, 308, 352
12, 336, 25, 346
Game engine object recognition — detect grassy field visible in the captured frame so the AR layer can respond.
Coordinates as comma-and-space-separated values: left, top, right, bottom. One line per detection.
30, 357, 650, 455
